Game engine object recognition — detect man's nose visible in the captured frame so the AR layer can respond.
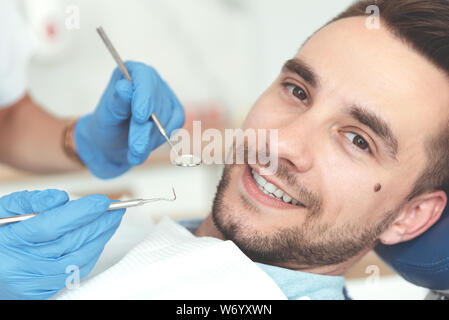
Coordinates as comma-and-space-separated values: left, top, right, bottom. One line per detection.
274, 114, 317, 174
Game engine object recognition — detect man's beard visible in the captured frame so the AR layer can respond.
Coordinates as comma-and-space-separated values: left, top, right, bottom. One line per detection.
211, 164, 402, 267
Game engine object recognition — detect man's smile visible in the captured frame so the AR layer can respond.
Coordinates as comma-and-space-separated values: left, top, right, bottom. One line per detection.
242, 165, 306, 210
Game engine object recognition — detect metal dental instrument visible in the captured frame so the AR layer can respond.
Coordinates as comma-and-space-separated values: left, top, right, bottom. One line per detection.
0, 187, 176, 227
96, 26, 202, 168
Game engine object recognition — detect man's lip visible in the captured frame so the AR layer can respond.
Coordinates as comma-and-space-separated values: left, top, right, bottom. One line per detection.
248, 164, 306, 208
242, 165, 305, 210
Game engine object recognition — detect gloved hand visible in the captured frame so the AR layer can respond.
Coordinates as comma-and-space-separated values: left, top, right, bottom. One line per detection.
74, 61, 185, 179
0, 189, 125, 300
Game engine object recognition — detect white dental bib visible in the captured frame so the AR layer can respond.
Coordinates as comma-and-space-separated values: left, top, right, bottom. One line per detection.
55, 217, 287, 300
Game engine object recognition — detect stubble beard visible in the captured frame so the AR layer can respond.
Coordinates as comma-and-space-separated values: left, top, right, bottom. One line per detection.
211, 164, 402, 268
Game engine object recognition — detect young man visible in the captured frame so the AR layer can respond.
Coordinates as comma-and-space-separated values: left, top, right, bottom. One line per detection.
13, 0, 449, 300
193, 0, 449, 299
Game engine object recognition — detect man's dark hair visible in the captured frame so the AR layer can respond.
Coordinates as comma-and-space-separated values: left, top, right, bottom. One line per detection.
327, 0, 449, 201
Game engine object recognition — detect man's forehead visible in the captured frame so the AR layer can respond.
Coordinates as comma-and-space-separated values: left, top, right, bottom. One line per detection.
290, 17, 449, 155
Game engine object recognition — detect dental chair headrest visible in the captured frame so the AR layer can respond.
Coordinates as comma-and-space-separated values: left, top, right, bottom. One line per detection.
374, 206, 449, 291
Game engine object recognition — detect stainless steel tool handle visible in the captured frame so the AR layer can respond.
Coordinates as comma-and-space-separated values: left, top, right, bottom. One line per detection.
96, 26, 174, 149
0, 213, 38, 226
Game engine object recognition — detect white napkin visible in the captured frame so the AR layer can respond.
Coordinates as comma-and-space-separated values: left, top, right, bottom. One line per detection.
55, 217, 287, 300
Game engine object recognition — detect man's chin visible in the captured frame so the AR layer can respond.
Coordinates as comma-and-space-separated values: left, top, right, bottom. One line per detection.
210, 164, 300, 264
211, 164, 396, 268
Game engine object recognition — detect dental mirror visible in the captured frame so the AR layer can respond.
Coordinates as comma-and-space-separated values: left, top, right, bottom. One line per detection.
173, 154, 202, 167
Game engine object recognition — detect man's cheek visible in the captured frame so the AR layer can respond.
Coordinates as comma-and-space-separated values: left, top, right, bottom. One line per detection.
243, 108, 269, 129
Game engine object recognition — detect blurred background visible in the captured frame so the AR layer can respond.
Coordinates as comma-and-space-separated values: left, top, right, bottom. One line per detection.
0, 0, 428, 299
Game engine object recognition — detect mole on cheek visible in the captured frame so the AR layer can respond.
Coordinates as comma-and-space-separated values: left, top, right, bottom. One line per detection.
374, 183, 382, 192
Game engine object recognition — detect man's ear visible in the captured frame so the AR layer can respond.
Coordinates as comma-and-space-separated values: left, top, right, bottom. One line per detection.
379, 190, 447, 245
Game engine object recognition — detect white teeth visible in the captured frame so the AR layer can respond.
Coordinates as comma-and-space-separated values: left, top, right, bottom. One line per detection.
251, 169, 301, 207
264, 182, 276, 193
274, 189, 284, 199
253, 171, 267, 187
282, 194, 292, 203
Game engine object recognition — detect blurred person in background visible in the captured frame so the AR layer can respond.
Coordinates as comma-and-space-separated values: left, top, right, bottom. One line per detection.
0, 0, 184, 299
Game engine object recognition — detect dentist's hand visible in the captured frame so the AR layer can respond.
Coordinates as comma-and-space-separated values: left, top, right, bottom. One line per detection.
0, 189, 125, 300
74, 61, 185, 179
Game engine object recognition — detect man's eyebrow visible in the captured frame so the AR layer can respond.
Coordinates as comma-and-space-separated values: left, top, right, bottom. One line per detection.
282, 58, 320, 88
347, 106, 399, 160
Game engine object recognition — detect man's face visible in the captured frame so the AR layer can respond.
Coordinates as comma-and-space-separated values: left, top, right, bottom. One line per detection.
211, 17, 449, 270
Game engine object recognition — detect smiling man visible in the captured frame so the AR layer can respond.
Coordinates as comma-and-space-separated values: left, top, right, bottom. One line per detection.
194, 0, 449, 299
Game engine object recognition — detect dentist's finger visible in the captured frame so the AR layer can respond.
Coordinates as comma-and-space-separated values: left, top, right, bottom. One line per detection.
10, 195, 111, 243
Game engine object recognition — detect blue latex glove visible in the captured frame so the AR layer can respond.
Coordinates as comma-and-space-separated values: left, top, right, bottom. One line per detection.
74, 61, 185, 179
0, 189, 125, 300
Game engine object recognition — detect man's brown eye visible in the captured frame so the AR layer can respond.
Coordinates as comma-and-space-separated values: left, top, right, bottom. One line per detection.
345, 132, 371, 152
293, 87, 307, 101
286, 84, 308, 102
354, 136, 369, 150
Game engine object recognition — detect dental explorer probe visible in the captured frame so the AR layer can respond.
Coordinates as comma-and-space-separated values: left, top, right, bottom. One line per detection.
0, 188, 176, 227
96, 26, 201, 168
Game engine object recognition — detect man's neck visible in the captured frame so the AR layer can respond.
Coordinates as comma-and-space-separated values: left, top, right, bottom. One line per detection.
194, 214, 372, 277
195, 214, 226, 239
